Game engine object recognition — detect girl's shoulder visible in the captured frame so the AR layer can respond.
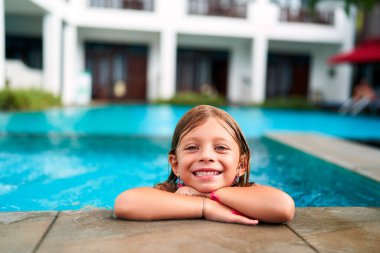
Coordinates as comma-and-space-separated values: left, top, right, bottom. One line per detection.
232, 182, 255, 187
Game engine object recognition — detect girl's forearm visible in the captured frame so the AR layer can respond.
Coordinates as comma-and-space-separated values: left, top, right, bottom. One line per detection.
114, 187, 203, 220
213, 185, 295, 223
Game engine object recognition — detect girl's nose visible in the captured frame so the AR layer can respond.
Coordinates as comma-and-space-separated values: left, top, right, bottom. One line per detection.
199, 147, 215, 162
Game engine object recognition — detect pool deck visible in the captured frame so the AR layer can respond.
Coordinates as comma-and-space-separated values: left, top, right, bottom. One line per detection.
1, 133, 380, 253
266, 132, 380, 182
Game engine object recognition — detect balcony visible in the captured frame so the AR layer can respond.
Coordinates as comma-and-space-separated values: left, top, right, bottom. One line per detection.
89, 0, 154, 11
188, 0, 247, 19
280, 7, 334, 25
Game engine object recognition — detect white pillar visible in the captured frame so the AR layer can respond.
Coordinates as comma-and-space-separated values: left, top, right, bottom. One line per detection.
147, 38, 160, 101
43, 13, 62, 95
228, 46, 239, 103
338, 8, 355, 101
250, 36, 268, 103
156, 0, 181, 99
62, 23, 78, 105
159, 29, 177, 99
0, 0, 5, 89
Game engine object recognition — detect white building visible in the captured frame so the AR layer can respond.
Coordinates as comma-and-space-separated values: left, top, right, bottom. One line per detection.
0, 0, 355, 105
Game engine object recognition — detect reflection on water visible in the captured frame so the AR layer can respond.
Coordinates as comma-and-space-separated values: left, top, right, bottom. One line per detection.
1, 104, 380, 138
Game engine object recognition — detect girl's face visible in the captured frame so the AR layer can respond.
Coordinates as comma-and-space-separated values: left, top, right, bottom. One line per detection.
169, 117, 244, 193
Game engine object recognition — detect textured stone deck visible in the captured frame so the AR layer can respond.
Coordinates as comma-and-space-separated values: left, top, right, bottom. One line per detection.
1, 208, 379, 253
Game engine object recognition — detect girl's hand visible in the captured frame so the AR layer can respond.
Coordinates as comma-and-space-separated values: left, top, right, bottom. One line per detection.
204, 198, 259, 226
175, 186, 216, 198
175, 186, 206, 197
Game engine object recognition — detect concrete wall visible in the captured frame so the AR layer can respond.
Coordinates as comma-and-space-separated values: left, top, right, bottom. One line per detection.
1, 0, 356, 105
5, 60, 42, 89
268, 40, 349, 103
5, 15, 42, 36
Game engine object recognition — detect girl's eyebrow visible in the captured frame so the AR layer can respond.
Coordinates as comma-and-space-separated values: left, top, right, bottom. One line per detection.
181, 136, 233, 144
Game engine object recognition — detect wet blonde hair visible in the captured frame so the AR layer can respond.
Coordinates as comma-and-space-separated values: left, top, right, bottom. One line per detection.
155, 105, 252, 192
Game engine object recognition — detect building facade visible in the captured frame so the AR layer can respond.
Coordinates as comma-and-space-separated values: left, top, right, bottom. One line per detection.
0, 0, 356, 105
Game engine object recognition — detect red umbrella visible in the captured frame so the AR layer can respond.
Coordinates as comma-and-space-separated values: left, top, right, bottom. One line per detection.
329, 38, 380, 64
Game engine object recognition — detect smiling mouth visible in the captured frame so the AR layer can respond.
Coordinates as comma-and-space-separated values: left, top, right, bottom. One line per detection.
193, 170, 222, 177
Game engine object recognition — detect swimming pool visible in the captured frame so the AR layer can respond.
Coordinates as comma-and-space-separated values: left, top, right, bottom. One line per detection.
1, 104, 380, 139
1, 105, 379, 211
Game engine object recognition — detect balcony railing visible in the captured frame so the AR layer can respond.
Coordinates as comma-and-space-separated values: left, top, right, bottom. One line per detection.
280, 7, 334, 25
89, 0, 154, 11
188, 0, 247, 19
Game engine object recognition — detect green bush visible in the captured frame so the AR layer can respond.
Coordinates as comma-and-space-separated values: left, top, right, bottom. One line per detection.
256, 96, 316, 110
0, 88, 61, 111
155, 92, 226, 106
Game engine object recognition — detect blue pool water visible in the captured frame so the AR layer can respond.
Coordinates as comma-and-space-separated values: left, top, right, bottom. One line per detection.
0, 105, 380, 211
1, 104, 380, 139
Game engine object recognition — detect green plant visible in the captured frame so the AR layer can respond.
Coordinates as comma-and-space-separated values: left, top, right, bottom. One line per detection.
155, 92, 226, 106
0, 88, 61, 111
255, 96, 316, 110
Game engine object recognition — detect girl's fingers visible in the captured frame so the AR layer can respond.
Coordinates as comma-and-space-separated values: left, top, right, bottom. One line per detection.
243, 218, 259, 225
175, 186, 204, 196
204, 199, 258, 225
232, 215, 259, 225
230, 208, 259, 225
232, 209, 259, 225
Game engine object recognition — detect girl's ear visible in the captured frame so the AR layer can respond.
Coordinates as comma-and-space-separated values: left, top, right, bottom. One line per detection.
238, 155, 248, 177
169, 154, 180, 176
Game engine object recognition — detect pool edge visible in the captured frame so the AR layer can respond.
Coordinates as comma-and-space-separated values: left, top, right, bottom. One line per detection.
265, 132, 380, 182
1, 208, 379, 253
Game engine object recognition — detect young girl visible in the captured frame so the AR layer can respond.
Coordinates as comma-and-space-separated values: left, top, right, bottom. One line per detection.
114, 105, 294, 225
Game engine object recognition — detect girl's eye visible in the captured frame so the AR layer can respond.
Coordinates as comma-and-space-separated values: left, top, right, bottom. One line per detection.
215, 145, 228, 151
185, 145, 198, 151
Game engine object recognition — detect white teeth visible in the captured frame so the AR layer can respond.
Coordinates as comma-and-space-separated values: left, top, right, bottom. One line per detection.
195, 171, 220, 177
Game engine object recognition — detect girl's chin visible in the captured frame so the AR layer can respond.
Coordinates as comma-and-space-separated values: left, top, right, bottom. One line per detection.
191, 178, 233, 193
195, 185, 224, 193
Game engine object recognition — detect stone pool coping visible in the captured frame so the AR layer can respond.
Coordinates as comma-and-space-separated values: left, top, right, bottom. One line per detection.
1, 208, 379, 253
1, 133, 379, 252
265, 132, 380, 182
